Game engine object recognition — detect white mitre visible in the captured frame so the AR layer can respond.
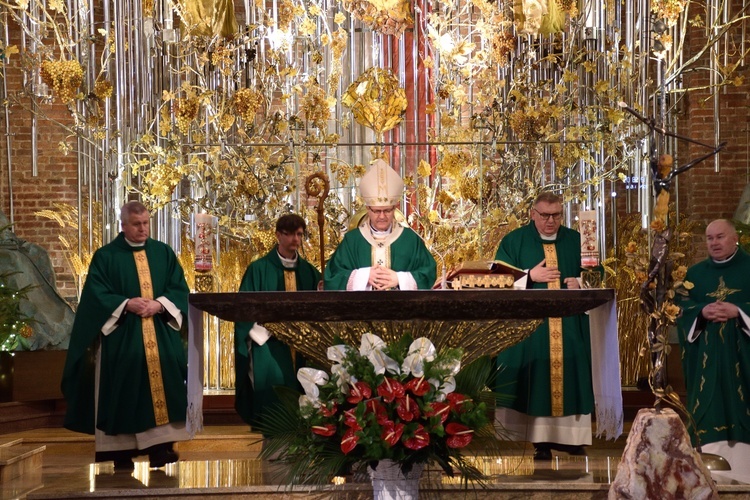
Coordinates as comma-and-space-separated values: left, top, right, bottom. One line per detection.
359, 159, 404, 206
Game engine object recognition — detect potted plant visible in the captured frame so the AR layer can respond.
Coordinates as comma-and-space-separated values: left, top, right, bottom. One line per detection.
258, 333, 500, 498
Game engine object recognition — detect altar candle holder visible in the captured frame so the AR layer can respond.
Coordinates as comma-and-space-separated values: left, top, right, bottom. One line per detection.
194, 213, 215, 292
579, 210, 602, 288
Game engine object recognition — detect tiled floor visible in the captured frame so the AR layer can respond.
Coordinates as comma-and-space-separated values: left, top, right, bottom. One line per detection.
2, 425, 749, 499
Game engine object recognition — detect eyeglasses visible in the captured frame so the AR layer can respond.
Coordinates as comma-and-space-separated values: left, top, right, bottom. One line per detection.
279, 230, 305, 238
367, 207, 395, 216
533, 208, 563, 221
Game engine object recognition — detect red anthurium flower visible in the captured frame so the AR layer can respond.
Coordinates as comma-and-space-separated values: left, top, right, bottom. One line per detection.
446, 393, 470, 413
381, 421, 405, 447
341, 428, 359, 454
377, 377, 405, 403
424, 401, 451, 423
347, 381, 372, 404
404, 377, 430, 397
311, 424, 337, 437
343, 408, 362, 430
445, 422, 474, 448
395, 395, 421, 422
403, 424, 430, 450
374, 399, 388, 425
319, 402, 338, 417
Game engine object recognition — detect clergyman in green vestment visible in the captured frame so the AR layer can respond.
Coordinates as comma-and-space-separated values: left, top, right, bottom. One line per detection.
61, 201, 191, 471
493, 192, 593, 460
324, 159, 436, 291
234, 214, 321, 428
676, 219, 750, 473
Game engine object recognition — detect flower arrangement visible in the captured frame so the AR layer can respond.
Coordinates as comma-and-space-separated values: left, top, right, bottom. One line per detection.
258, 333, 498, 486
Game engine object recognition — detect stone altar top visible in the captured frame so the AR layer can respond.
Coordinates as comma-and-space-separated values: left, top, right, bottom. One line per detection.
189, 288, 614, 323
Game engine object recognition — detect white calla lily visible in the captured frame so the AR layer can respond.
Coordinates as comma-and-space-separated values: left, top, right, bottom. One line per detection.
359, 333, 400, 375
327, 345, 350, 363
331, 363, 354, 392
443, 358, 461, 376
359, 333, 386, 356
299, 395, 319, 413
367, 348, 401, 375
440, 376, 456, 396
297, 367, 329, 401
428, 375, 456, 401
402, 353, 425, 377
401, 337, 437, 377
409, 337, 437, 360
429, 378, 445, 401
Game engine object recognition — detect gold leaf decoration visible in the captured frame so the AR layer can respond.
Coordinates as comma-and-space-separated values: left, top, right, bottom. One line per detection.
341, 67, 407, 135
40, 59, 83, 103
340, 0, 413, 37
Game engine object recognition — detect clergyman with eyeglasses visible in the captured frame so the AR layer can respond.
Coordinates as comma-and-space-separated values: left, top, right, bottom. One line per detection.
323, 159, 436, 291
233, 214, 321, 430
492, 191, 594, 461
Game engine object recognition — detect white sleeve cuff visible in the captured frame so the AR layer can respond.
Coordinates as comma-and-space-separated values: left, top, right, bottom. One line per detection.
349, 268, 372, 291
156, 297, 182, 330
687, 318, 702, 343
739, 309, 750, 337
396, 272, 418, 290
249, 323, 271, 346
102, 299, 130, 335
513, 271, 530, 290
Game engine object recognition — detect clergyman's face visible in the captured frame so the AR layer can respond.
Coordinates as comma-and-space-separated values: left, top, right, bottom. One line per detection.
276, 227, 304, 259
705, 220, 738, 261
121, 211, 150, 244
367, 205, 397, 232
531, 200, 563, 237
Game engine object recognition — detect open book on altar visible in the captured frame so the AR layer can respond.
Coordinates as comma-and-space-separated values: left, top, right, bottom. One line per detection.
438, 260, 527, 289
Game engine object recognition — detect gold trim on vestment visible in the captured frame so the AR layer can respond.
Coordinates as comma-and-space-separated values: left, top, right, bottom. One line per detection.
543, 243, 564, 417
283, 269, 298, 292
283, 269, 298, 366
371, 241, 391, 269
133, 250, 170, 426
358, 218, 402, 270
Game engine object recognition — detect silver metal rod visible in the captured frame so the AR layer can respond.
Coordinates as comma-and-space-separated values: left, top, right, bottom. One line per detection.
2, 12, 13, 223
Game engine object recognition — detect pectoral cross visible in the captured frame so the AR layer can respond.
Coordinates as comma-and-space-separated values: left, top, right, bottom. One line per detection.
707, 276, 740, 302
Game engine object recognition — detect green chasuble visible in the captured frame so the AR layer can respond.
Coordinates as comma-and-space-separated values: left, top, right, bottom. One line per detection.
493, 222, 594, 417
61, 233, 190, 435
234, 248, 321, 426
676, 248, 750, 447
323, 223, 437, 290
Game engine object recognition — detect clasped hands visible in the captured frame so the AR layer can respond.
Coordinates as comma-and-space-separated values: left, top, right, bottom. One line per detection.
702, 301, 739, 322
126, 297, 164, 318
368, 265, 399, 290
530, 259, 580, 289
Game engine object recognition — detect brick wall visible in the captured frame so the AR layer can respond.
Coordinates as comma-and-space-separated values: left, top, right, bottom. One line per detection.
0, 43, 81, 301
677, 1, 750, 259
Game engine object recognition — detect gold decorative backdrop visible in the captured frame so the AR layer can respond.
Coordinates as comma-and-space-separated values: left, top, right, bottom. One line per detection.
2, 0, 743, 387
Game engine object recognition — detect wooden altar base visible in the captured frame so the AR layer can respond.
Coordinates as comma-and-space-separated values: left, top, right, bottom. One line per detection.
5, 424, 750, 499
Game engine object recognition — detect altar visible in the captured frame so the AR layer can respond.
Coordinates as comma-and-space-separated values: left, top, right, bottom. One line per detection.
186, 288, 620, 438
